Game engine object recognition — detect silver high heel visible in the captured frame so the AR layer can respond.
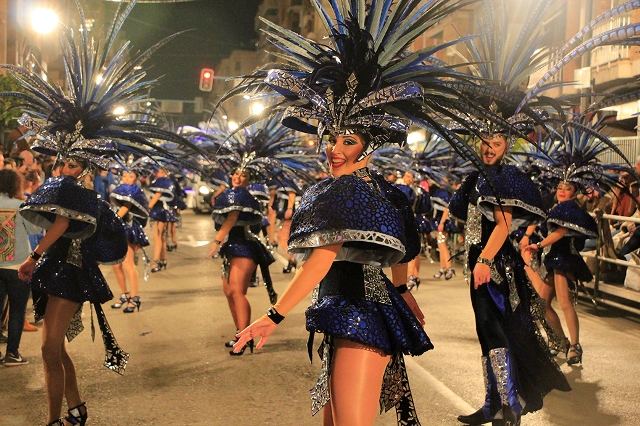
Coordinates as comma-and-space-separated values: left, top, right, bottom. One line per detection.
434, 268, 445, 278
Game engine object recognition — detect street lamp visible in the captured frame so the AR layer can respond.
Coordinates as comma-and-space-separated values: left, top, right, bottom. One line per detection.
31, 8, 58, 34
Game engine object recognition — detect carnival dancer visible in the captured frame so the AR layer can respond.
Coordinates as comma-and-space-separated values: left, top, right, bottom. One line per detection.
449, 131, 571, 425
1, 2, 206, 423
523, 118, 636, 366
110, 168, 150, 313
206, 113, 317, 354
221, 0, 487, 423
147, 167, 177, 272
271, 180, 299, 273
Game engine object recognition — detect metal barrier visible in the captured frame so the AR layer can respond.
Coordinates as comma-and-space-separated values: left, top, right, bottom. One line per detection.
582, 210, 640, 315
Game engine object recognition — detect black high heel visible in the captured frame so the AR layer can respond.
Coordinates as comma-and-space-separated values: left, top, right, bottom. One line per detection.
65, 401, 87, 426
434, 268, 445, 278
230, 339, 254, 356
407, 276, 420, 291
166, 243, 174, 252
111, 293, 129, 309
123, 296, 141, 313
445, 268, 456, 280
46, 420, 64, 426
283, 259, 297, 273
567, 343, 583, 365
151, 260, 167, 272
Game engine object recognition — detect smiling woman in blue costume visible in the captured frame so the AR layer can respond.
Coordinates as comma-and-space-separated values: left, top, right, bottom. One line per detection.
147, 167, 177, 273
221, 0, 497, 422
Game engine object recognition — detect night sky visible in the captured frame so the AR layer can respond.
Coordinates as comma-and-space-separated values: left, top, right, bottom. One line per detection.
113, 0, 262, 101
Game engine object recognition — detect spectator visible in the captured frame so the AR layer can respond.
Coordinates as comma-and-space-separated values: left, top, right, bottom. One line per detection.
4, 158, 16, 170
0, 169, 40, 366
18, 150, 35, 174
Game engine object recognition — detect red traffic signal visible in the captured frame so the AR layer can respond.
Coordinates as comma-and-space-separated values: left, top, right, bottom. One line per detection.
199, 68, 214, 92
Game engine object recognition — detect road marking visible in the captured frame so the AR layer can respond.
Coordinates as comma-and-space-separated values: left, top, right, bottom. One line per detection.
405, 357, 475, 413
177, 235, 210, 247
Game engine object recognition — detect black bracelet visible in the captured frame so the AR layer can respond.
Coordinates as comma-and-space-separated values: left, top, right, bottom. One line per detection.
29, 251, 42, 261
266, 306, 285, 324
396, 284, 408, 294
524, 233, 532, 238
213, 240, 221, 245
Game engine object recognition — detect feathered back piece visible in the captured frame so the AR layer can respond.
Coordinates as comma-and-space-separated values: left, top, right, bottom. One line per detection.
413, 136, 473, 186
524, 117, 636, 194
215, 0, 489, 169
204, 112, 321, 190
446, 0, 560, 142
516, 0, 640, 115
0, 0, 205, 169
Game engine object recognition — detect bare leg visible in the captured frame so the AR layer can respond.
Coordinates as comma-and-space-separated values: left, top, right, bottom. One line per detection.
554, 271, 579, 345
267, 206, 276, 244
328, 339, 391, 426
438, 232, 451, 270
111, 263, 128, 295
122, 245, 139, 306
221, 274, 238, 330
278, 219, 295, 262
226, 257, 256, 330
153, 221, 167, 262
408, 256, 420, 280
41, 296, 82, 424
169, 221, 178, 246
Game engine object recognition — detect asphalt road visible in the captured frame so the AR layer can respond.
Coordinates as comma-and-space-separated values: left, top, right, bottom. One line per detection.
2, 210, 639, 425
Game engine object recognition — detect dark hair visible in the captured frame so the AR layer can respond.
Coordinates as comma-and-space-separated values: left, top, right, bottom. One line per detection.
0, 169, 23, 198
24, 170, 40, 184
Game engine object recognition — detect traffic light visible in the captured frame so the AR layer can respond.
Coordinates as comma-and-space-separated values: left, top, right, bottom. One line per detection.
199, 68, 214, 92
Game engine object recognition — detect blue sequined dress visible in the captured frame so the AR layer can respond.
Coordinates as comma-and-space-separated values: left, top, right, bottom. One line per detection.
212, 187, 275, 277
288, 168, 432, 423
543, 200, 597, 283
110, 183, 150, 247
449, 166, 570, 414
149, 176, 178, 223
19, 176, 129, 373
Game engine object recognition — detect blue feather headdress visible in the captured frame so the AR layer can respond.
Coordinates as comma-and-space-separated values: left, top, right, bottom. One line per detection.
189, 112, 321, 191
523, 117, 637, 195
0, 0, 205, 170
215, 0, 489, 171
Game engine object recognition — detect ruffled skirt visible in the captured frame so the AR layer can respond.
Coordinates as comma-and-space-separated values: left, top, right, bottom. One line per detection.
124, 220, 150, 247
149, 205, 179, 222
306, 278, 432, 356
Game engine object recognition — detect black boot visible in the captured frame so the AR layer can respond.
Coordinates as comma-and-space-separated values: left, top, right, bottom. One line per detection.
457, 357, 498, 425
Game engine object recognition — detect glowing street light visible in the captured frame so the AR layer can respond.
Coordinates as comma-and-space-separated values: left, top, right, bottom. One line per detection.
31, 8, 59, 34
250, 102, 264, 116
228, 121, 239, 131
113, 106, 126, 116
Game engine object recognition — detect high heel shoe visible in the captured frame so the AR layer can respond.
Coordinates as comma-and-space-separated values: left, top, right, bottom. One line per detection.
111, 293, 129, 309
445, 268, 456, 280
65, 401, 87, 426
46, 420, 64, 426
166, 243, 174, 252
151, 260, 167, 272
283, 259, 297, 273
567, 343, 583, 366
549, 337, 569, 357
434, 268, 445, 278
230, 339, 254, 356
225, 330, 240, 348
123, 296, 141, 313
407, 276, 420, 291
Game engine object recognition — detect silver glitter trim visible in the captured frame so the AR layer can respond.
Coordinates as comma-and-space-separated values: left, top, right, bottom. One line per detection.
436, 231, 447, 244
477, 196, 546, 228
363, 265, 392, 305
547, 219, 597, 238
288, 229, 405, 268
489, 348, 512, 407
310, 338, 331, 415
109, 193, 149, 219
463, 204, 482, 284
20, 204, 97, 239
505, 265, 520, 311
149, 186, 174, 202
211, 206, 263, 226
65, 304, 84, 342
66, 238, 83, 268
